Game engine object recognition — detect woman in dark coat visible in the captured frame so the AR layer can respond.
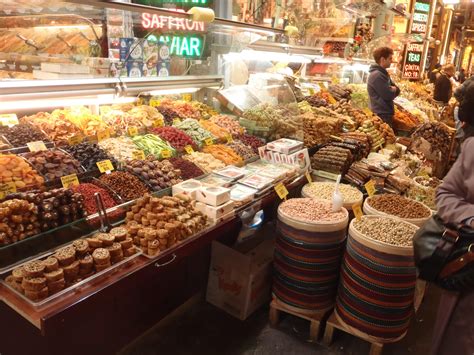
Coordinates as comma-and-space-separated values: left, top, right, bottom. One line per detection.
433, 79, 474, 354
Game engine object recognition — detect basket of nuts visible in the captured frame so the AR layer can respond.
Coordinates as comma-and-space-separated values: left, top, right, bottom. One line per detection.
363, 194, 432, 227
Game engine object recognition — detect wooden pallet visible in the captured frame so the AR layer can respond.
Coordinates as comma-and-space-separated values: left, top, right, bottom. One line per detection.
323, 311, 407, 355
269, 298, 331, 342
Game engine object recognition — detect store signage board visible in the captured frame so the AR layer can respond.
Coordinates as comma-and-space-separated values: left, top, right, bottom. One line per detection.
142, 13, 206, 32
148, 34, 204, 58
402, 0, 431, 80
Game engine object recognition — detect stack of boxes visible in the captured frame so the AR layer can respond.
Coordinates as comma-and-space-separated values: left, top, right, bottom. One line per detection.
258, 138, 310, 172
195, 186, 234, 223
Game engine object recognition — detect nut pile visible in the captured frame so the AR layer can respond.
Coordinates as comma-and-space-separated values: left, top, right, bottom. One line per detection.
302, 182, 362, 204
0, 199, 39, 246
0, 154, 44, 191
407, 177, 443, 210
22, 149, 83, 181
353, 216, 418, 247
124, 194, 207, 256
184, 152, 225, 173
99, 171, 150, 201
0, 123, 50, 147
367, 194, 431, 219
279, 198, 347, 223
64, 142, 117, 172
202, 144, 244, 167
169, 157, 204, 180
210, 115, 244, 136
123, 156, 182, 191
7, 229, 138, 301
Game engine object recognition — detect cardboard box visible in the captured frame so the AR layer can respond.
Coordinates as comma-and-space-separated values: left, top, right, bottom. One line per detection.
206, 239, 274, 320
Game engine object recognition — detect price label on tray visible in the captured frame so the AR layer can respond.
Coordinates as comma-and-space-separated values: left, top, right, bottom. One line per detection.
204, 138, 214, 146
132, 150, 146, 160
128, 126, 138, 137
152, 118, 164, 127
97, 129, 110, 142
26, 140, 47, 152
365, 180, 376, 197
96, 160, 114, 174
182, 93, 192, 102
274, 182, 289, 200
161, 150, 172, 159
173, 118, 181, 125
68, 134, 83, 145
225, 134, 233, 143
0, 113, 19, 127
60, 174, 80, 189
308, 87, 315, 95
352, 203, 363, 221
150, 98, 161, 107
0, 182, 17, 199
184, 145, 194, 154
305, 170, 313, 183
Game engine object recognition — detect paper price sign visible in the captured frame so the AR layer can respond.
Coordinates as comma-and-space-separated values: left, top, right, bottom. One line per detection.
128, 126, 138, 137
204, 138, 214, 146
305, 170, 313, 183
352, 203, 363, 221
365, 180, 376, 197
308, 87, 315, 95
184, 145, 194, 154
173, 118, 181, 125
60, 174, 79, 189
96, 160, 114, 173
274, 182, 289, 200
68, 134, 83, 145
161, 150, 172, 159
152, 118, 164, 127
132, 150, 146, 160
182, 93, 192, 102
0, 114, 19, 127
27, 141, 47, 152
225, 134, 233, 143
0, 182, 17, 199
97, 129, 110, 142
150, 98, 161, 107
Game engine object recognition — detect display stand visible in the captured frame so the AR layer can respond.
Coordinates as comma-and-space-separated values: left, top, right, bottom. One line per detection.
269, 297, 332, 342
323, 311, 408, 355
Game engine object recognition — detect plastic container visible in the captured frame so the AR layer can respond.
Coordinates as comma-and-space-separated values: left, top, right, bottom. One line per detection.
363, 196, 432, 227
335, 215, 417, 342
273, 203, 349, 314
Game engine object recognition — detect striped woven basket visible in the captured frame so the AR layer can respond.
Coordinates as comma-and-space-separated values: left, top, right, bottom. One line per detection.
335, 216, 417, 342
273, 206, 348, 314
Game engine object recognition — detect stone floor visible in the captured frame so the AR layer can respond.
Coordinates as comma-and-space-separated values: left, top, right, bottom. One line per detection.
121, 285, 441, 355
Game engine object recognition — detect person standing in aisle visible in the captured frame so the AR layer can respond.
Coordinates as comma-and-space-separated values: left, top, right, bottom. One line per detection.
433, 64, 455, 105
430, 63, 442, 83
432, 78, 474, 355
367, 47, 400, 126
458, 68, 466, 83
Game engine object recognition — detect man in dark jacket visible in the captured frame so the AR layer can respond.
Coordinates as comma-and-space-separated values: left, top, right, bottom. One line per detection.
434, 64, 454, 104
367, 47, 400, 126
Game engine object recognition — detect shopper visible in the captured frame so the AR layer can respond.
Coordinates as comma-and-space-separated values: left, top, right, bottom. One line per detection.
433, 64, 455, 104
458, 68, 466, 83
433, 79, 474, 355
430, 63, 442, 84
367, 47, 400, 126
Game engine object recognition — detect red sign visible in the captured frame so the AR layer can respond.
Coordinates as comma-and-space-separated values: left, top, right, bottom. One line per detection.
141, 12, 206, 32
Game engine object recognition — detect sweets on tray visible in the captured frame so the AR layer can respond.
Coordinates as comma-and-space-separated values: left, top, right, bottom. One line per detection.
99, 171, 150, 201
64, 142, 118, 172
199, 120, 229, 141
210, 115, 245, 136
21, 149, 83, 182
98, 136, 138, 163
150, 126, 197, 152
168, 157, 204, 180
132, 134, 176, 159
0, 154, 44, 191
0, 123, 50, 147
124, 194, 207, 256
202, 144, 244, 167
183, 152, 225, 173
173, 118, 215, 145
21, 112, 82, 144
0, 199, 40, 246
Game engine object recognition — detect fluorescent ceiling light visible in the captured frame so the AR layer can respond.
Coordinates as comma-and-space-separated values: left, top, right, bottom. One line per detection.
147, 87, 200, 95
442, 0, 460, 4
224, 50, 312, 63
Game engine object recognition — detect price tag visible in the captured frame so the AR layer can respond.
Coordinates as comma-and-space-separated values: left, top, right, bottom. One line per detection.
305, 170, 313, 183
274, 182, 289, 200
60, 174, 79, 189
132, 150, 146, 160
225, 134, 233, 143
152, 118, 164, 127
182, 93, 192, 102
204, 138, 214, 146
308, 87, 315, 95
365, 180, 376, 197
97, 129, 110, 142
173, 118, 181, 126
352, 203, 363, 221
0, 182, 17, 199
96, 160, 114, 173
27, 141, 47, 152
161, 150, 172, 159
128, 126, 138, 137
184, 145, 194, 154
68, 134, 83, 145
150, 98, 161, 107
0, 114, 19, 127
318, 83, 326, 90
